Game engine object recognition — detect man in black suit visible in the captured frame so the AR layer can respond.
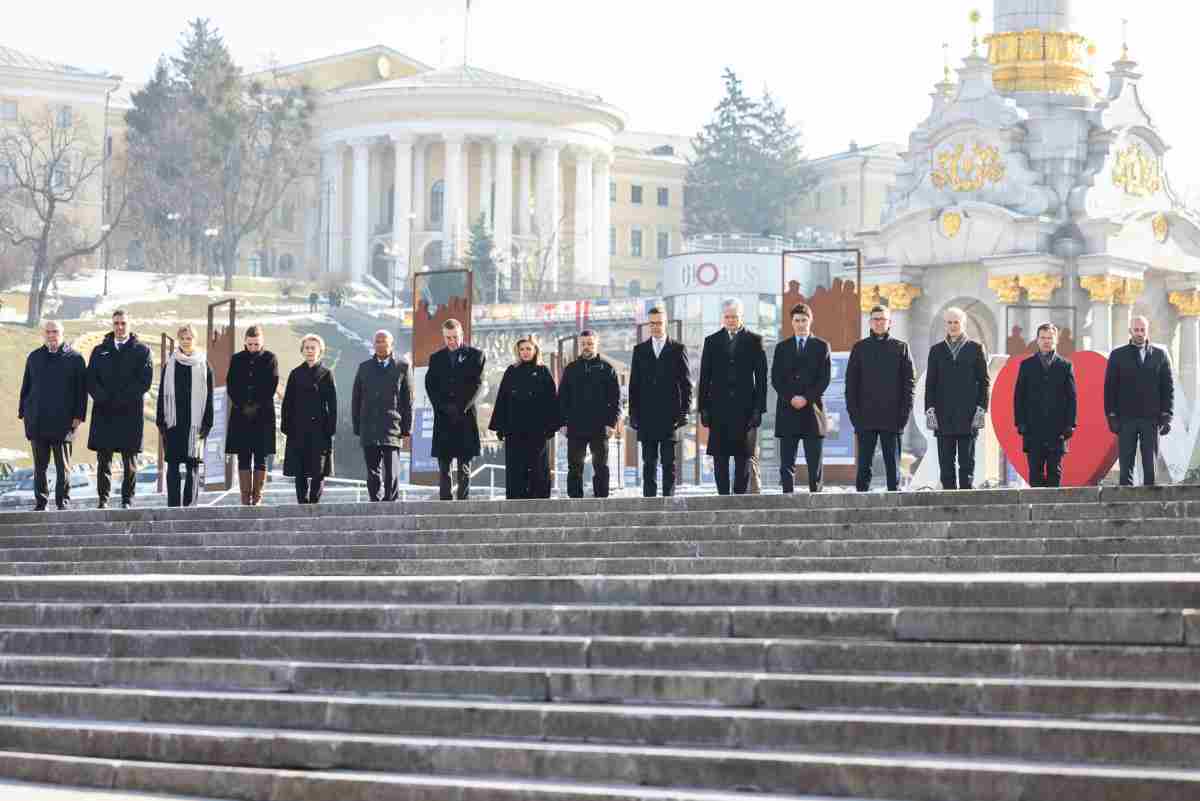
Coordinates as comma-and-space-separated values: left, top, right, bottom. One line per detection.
1014, 322, 1077, 488
425, 319, 486, 500
846, 304, 915, 492
924, 306, 990, 490
699, 298, 768, 495
629, 306, 692, 497
559, 330, 621, 498
1104, 315, 1174, 486
771, 303, 831, 493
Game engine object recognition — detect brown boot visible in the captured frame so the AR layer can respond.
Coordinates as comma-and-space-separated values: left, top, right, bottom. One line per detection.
238, 470, 252, 505
251, 470, 267, 506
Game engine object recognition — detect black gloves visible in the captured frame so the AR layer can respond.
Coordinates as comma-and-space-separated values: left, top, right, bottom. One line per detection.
674, 415, 688, 430
700, 412, 711, 428
1062, 428, 1075, 440
496, 431, 505, 441
1017, 425, 1026, 436
629, 416, 639, 431
748, 413, 762, 430
1160, 415, 1173, 436
1107, 416, 1120, 435
199, 428, 211, 440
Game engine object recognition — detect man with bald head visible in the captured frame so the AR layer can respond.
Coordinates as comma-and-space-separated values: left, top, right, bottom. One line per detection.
1104, 315, 1174, 486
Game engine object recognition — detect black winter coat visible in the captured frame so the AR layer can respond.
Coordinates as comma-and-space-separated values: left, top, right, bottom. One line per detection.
425, 346, 485, 460
224, 349, 279, 456
628, 339, 692, 442
845, 333, 915, 433
699, 328, 769, 455
489, 361, 558, 438
86, 333, 153, 452
771, 336, 831, 440
1104, 343, 1174, 421
19, 345, 87, 443
155, 360, 215, 463
558, 354, 621, 439
352, 354, 413, 448
924, 339, 990, 437
1014, 353, 1077, 454
281, 362, 337, 477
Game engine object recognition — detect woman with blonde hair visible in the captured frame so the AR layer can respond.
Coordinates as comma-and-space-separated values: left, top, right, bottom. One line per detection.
488, 335, 557, 499
281, 333, 337, 504
155, 324, 214, 507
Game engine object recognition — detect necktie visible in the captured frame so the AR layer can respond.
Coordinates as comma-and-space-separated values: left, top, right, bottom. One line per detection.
797, 337, 805, 352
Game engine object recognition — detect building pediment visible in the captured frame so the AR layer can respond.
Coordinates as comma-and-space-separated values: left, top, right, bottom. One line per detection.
265, 46, 430, 94
1071, 127, 1174, 221
864, 201, 1053, 268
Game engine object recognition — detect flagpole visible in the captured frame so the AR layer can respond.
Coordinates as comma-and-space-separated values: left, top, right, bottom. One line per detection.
464, 0, 471, 66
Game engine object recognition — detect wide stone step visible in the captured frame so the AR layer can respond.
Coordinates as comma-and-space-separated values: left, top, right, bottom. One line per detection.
4, 685, 1200, 769
0, 717, 1198, 800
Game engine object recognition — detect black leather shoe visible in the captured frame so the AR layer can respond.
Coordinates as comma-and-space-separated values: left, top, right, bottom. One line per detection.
121, 501, 132, 509
97, 500, 108, 509
33, 503, 47, 512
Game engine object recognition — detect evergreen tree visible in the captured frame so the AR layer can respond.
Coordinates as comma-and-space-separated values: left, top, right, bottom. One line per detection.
465, 213, 498, 301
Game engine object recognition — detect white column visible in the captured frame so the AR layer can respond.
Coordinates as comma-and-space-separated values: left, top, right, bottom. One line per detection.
573, 150, 593, 285
1181, 316, 1200, 407
494, 135, 514, 283
592, 154, 611, 289
536, 143, 562, 288
1089, 300, 1113, 353
1112, 303, 1132, 351
349, 138, 371, 282
390, 134, 414, 288
517, 146, 533, 237
478, 140, 493, 228
412, 141, 427, 237
321, 146, 344, 275
442, 134, 465, 266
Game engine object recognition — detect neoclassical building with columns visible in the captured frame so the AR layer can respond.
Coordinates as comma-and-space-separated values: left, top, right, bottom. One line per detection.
258, 46, 687, 297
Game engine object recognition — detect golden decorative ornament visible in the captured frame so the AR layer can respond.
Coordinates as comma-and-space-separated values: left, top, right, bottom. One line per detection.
1152, 213, 1170, 244
1112, 143, 1162, 198
860, 286, 882, 313
1018, 273, 1064, 303
987, 275, 1022, 305
1113, 278, 1144, 306
968, 9, 982, 24
1080, 275, 1123, 303
984, 29, 1092, 95
932, 143, 1006, 192
878, 284, 923, 311
1169, 291, 1200, 318
940, 211, 963, 238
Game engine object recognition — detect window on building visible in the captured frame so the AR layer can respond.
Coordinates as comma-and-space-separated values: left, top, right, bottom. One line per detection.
657, 187, 669, 207
278, 253, 295, 273
0, 100, 17, 122
631, 185, 643, 205
840, 186, 849, 206
609, 181, 616, 202
50, 159, 69, 190
609, 225, 616, 256
657, 231, 670, 259
631, 227, 643, 258
430, 180, 444, 225
55, 106, 72, 129
0, 164, 13, 188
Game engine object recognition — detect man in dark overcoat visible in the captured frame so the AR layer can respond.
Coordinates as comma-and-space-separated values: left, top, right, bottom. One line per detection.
629, 306, 692, 497
1014, 322, 1077, 488
698, 298, 768, 495
425, 319, 486, 500
924, 306, 990, 490
846, 304, 915, 492
1104, 315, 1174, 486
353, 329, 413, 502
225, 325, 279, 505
771, 303, 831, 494
559, 330, 621, 498
18, 320, 87, 510
86, 309, 153, 508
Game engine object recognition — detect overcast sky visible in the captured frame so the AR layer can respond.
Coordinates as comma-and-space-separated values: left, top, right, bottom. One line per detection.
11, 1, 1200, 190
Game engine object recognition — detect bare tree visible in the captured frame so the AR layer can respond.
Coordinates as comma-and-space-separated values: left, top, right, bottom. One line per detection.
0, 111, 127, 326
517, 214, 574, 300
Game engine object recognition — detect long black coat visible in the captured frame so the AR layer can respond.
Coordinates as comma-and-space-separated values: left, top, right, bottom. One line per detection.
1104, 343, 1174, 420
629, 339, 692, 443
86, 333, 153, 453
845, 333, 915, 433
1014, 353, 1077, 454
224, 349, 279, 456
489, 362, 558, 438
155, 360, 215, 463
699, 328, 768, 455
559, 354, 621, 439
425, 346, 485, 460
352, 353, 413, 448
19, 345, 87, 443
925, 339, 990, 437
281, 362, 337, 477
771, 336, 831, 440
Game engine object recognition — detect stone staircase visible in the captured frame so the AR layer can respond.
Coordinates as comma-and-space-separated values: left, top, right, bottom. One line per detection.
0, 486, 1195, 800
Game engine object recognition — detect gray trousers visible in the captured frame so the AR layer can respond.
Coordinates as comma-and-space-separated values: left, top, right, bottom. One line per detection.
1118, 417, 1160, 486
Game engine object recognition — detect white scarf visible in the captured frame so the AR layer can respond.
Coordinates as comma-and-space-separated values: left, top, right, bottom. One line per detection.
163, 347, 208, 459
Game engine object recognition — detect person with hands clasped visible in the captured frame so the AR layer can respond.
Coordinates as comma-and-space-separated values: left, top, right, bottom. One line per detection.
1014, 322, 1077, 488
1104, 315, 1174, 486
488, 336, 557, 499
846, 304, 915, 492
352, 329, 413, 503
156, 324, 214, 508
771, 303, 831, 494
629, 306, 692, 497
924, 307, 990, 490
425, 319, 486, 501
559, 330, 621, 499
281, 334, 338, 504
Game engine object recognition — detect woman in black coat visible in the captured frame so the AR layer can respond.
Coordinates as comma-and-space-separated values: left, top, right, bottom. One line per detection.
155, 325, 214, 508
281, 333, 337, 504
488, 337, 557, 499
224, 325, 279, 505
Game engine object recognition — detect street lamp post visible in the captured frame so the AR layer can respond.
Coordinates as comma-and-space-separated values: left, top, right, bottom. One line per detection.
166, 212, 181, 274
204, 228, 219, 291
101, 224, 112, 296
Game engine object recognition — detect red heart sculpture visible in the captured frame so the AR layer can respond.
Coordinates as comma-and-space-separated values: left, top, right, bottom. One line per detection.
990, 350, 1117, 486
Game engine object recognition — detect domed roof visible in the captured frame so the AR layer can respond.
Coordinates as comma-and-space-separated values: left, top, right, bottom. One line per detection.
342, 64, 605, 105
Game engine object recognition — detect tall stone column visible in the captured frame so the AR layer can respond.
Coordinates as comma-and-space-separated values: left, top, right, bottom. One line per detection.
390, 134, 414, 286
412, 140, 427, 238
1112, 279, 1144, 348
442, 134, 465, 265
1080, 275, 1120, 352
573, 150, 594, 285
478, 140, 493, 228
349, 138, 371, 283
493, 135, 514, 283
875, 283, 923, 343
592, 154, 612, 289
321, 145, 344, 275
517, 146, 533, 237
1170, 290, 1200, 406
536, 143, 562, 288
987, 275, 1023, 351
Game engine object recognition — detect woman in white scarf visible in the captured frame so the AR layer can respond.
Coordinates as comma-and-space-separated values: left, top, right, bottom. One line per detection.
155, 324, 214, 507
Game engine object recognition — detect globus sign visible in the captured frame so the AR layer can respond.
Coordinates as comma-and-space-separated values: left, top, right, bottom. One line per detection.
662, 253, 781, 295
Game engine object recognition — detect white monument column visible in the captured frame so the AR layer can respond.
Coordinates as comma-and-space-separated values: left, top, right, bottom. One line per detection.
536, 143, 562, 287
412, 140, 426, 238
349, 138, 371, 282
517, 146, 533, 237
592, 154, 612, 288
321, 145, 344, 274
573, 150, 593, 285
442, 134, 465, 265
478, 140, 493, 228
1170, 289, 1200, 405
390, 134, 414, 284
493, 135, 514, 282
